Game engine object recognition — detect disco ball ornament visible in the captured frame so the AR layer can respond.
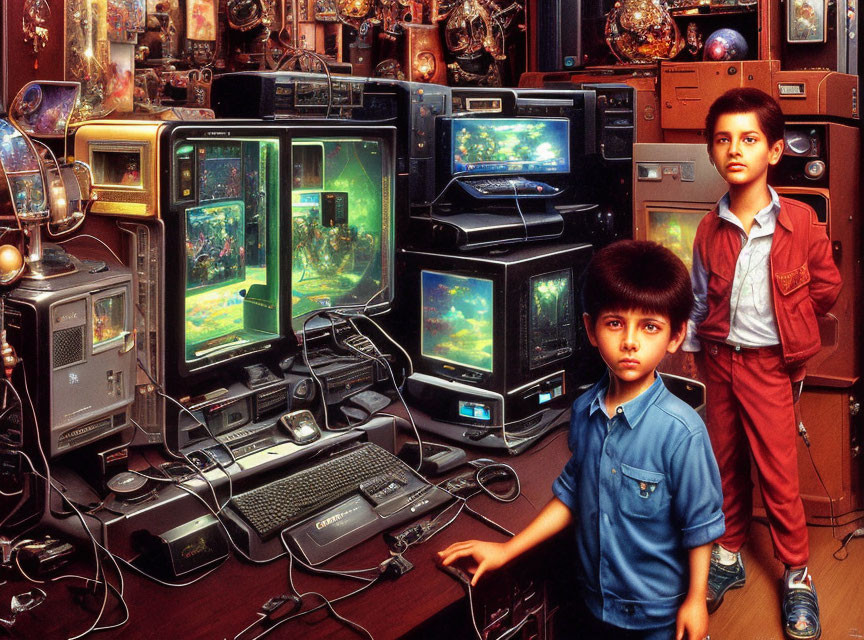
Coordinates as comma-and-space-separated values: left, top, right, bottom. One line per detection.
703, 28, 749, 61
605, 0, 684, 64
0, 244, 23, 274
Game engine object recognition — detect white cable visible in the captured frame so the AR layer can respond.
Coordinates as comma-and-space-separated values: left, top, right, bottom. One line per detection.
55, 234, 123, 265
335, 314, 422, 472
296, 284, 389, 432
428, 176, 463, 207
510, 180, 529, 243
17, 451, 129, 639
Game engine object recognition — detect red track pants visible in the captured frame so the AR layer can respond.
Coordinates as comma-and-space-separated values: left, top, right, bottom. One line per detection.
700, 341, 808, 568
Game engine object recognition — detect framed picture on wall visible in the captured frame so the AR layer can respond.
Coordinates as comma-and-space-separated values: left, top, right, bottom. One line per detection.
106, 41, 136, 113
787, 0, 828, 43
187, 0, 217, 41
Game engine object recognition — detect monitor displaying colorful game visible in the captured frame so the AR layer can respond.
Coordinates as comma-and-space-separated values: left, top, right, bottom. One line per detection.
421, 271, 494, 373
646, 207, 709, 272
291, 137, 392, 330
198, 142, 243, 202
185, 201, 246, 293
528, 270, 575, 369
451, 118, 570, 176
181, 138, 281, 364
92, 290, 127, 352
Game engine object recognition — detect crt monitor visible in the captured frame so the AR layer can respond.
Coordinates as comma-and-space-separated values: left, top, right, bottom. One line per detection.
448, 117, 571, 177
290, 132, 395, 332
420, 266, 576, 380
527, 269, 576, 369
399, 243, 591, 440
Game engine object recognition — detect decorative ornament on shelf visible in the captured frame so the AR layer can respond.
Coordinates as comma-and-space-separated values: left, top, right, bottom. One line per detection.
375, 58, 406, 79
685, 21, 703, 57
604, 0, 684, 63
226, 0, 266, 31
23, 0, 51, 69
414, 52, 437, 80
447, 55, 501, 86
402, 22, 446, 83
315, 0, 340, 21
443, 0, 508, 60
703, 28, 748, 60
787, 0, 827, 43
337, 0, 375, 20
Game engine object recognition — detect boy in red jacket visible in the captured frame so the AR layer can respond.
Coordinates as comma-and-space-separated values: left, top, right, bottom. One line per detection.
682, 88, 841, 640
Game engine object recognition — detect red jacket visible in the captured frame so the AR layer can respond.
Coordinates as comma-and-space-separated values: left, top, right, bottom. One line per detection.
692, 196, 842, 368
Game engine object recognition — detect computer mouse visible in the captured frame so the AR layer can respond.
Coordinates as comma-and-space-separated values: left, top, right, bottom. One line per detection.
438, 562, 473, 587
278, 410, 321, 444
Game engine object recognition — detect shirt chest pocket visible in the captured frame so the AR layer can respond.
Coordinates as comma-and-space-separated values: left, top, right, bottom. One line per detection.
619, 463, 667, 519
775, 263, 810, 302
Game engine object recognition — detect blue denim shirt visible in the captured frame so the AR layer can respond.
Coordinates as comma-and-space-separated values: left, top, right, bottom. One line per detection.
552, 374, 725, 630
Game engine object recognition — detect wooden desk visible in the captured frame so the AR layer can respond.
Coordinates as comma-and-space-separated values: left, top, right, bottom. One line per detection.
2, 427, 571, 639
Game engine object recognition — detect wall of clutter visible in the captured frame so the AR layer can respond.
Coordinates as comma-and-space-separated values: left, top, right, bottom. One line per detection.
1, 0, 529, 115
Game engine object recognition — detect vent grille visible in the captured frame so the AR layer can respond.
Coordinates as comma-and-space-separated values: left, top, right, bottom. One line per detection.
58, 416, 113, 450
53, 327, 85, 369
96, 189, 148, 203
254, 388, 288, 420
508, 414, 544, 436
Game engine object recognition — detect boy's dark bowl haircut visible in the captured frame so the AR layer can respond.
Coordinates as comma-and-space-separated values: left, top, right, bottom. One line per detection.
582, 240, 693, 330
705, 88, 785, 147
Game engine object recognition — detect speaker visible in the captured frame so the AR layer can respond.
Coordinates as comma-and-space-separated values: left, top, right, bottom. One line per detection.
536, 0, 582, 70
535, 0, 613, 70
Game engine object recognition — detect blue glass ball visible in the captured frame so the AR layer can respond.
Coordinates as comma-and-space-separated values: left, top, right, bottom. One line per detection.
703, 28, 749, 61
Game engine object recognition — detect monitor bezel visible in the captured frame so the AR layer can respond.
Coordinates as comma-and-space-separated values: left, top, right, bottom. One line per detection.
89, 142, 149, 191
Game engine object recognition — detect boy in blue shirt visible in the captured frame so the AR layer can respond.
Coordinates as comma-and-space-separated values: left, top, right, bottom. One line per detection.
439, 240, 725, 640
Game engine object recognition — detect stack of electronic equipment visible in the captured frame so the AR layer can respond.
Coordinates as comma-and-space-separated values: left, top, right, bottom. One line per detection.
393, 84, 636, 453
208, 73, 637, 455
40, 72, 464, 574
0, 75, 454, 584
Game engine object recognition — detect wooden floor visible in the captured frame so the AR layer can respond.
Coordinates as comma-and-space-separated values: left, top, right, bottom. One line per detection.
708, 520, 864, 640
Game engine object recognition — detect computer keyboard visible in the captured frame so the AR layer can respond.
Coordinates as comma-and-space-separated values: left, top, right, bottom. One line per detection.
459, 177, 560, 197
230, 442, 418, 539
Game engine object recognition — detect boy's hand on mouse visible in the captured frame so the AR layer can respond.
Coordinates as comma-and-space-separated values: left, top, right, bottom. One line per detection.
675, 593, 709, 640
437, 540, 511, 587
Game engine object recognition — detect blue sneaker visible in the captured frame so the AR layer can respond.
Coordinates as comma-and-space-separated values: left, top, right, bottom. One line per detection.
783, 568, 821, 640
706, 546, 746, 613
